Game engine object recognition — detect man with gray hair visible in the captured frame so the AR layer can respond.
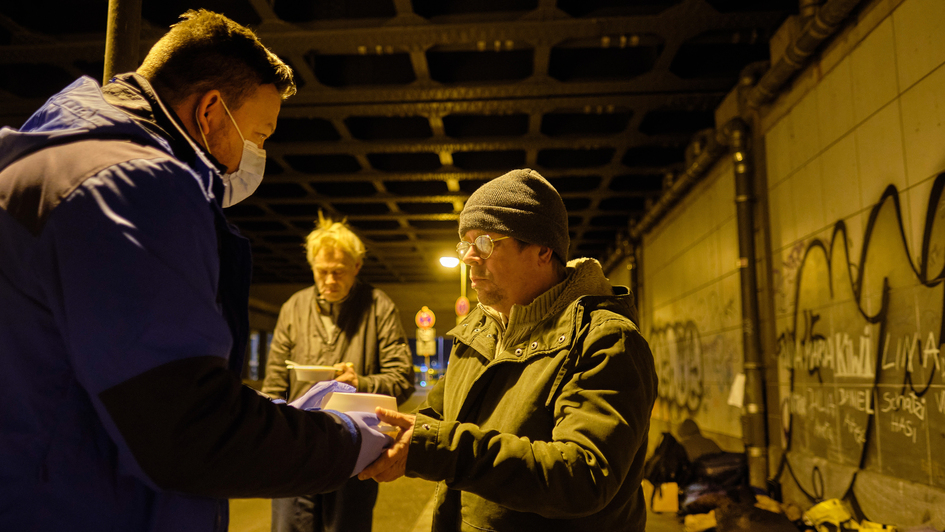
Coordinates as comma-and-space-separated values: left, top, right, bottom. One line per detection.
360, 168, 658, 531
263, 212, 415, 532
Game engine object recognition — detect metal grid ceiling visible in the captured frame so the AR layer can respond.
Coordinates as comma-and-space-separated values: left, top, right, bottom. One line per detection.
0, 0, 795, 284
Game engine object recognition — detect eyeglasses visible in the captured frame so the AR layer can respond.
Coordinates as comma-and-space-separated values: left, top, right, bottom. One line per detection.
456, 234, 510, 259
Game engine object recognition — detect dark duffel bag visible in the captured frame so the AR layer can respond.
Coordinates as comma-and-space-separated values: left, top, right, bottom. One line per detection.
692, 451, 748, 488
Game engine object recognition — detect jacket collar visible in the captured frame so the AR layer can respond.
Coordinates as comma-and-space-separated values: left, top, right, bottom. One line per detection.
102, 73, 226, 206
452, 257, 634, 355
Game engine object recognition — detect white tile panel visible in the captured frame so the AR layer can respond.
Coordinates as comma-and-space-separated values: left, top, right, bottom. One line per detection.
684, 192, 711, 249
720, 272, 742, 331
711, 165, 737, 230
820, 135, 862, 225
765, 115, 796, 187
772, 246, 800, 319
903, 175, 938, 267
792, 158, 827, 240
893, 0, 945, 91
792, 90, 824, 170
854, 102, 907, 208
770, 177, 798, 250
899, 63, 945, 185
718, 217, 740, 278
841, 211, 867, 274
706, 228, 722, 283
817, 57, 856, 147
851, 17, 899, 124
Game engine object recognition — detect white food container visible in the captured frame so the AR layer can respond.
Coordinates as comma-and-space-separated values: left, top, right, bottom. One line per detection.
285, 361, 336, 382
320, 392, 396, 413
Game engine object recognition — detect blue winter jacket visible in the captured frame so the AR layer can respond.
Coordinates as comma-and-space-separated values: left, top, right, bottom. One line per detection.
0, 75, 360, 531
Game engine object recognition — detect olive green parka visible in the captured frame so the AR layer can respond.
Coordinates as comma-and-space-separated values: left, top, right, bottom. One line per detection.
406, 258, 658, 531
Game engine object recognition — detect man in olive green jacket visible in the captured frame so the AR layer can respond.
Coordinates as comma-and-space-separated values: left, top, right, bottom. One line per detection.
360, 169, 658, 531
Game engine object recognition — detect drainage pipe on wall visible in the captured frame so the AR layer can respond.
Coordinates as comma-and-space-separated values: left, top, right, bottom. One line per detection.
729, 118, 769, 490
103, 0, 141, 84
746, 0, 865, 108
600, 115, 772, 489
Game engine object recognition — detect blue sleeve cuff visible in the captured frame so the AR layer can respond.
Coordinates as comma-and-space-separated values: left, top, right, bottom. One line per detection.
324, 409, 360, 446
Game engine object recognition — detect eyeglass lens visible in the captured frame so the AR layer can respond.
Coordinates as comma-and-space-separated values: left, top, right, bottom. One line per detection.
456, 235, 496, 258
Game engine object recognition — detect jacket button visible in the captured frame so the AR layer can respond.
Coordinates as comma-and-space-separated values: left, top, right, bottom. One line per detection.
530, 341, 538, 349
474, 328, 480, 332
558, 335, 566, 343
422, 424, 431, 430
515, 348, 523, 355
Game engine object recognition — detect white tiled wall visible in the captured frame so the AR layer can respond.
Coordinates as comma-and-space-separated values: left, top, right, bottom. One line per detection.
642, 157, 743, 436
765, 0, 945, 311
760, 0, 945, 505
640, 0, 945, 489
816, 57, 856, 148
850, 18, 898, 125
893, 0, 945, 92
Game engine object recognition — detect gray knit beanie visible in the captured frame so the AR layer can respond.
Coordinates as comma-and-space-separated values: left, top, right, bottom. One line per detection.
459, 168, 569, 263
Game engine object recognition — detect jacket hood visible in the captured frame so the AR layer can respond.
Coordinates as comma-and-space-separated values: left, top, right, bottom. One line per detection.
475, 257, 634, 349
0, 76, 166, 170
548, 257, 616, 317
0, 75, 222, 204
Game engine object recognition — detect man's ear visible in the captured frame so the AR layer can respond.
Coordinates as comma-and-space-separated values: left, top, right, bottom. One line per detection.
193, 90, 223, 137
536, 245, 555, 265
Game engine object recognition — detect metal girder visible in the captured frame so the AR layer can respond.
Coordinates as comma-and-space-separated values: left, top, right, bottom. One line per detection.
255, 1, 783, 52
236, 188, 649, 209
262, 17, 698, 54
283, 75, 734, 106
258, 166, 649, 182
278, 92, 723, 118
266, 134, 668, 156
0, 7, 785, 64
0, 0, 795, 286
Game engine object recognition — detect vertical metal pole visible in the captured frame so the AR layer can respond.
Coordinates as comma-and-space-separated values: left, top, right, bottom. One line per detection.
730, 119, 770, 490
103, 0, 142, 84
460, 262, 467, 300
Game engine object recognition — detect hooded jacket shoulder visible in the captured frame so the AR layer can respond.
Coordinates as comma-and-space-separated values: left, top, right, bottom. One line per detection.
0, 75, 221, 209
0, 76, 362, 532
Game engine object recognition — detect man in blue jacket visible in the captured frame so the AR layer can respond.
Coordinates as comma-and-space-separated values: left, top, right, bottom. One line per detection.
0, 10, 389, 531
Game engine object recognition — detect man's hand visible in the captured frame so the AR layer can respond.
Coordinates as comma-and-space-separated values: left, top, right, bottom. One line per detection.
333, 362, 358, 388
358, 408, 415, 482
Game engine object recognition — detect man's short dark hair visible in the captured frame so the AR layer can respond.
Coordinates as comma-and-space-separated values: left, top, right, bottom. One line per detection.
137, 9, 296, 109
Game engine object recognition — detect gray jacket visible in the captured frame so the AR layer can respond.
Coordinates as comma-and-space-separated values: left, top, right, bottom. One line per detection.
262, 281, 415, 404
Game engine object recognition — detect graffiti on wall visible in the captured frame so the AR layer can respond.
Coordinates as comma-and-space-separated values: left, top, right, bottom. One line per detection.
650, 276, 740, 425
651, 321, 705, 412
776, 174, 945, 494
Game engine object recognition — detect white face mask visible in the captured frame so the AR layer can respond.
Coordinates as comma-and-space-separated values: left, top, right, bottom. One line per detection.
197, 98, 266, 207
